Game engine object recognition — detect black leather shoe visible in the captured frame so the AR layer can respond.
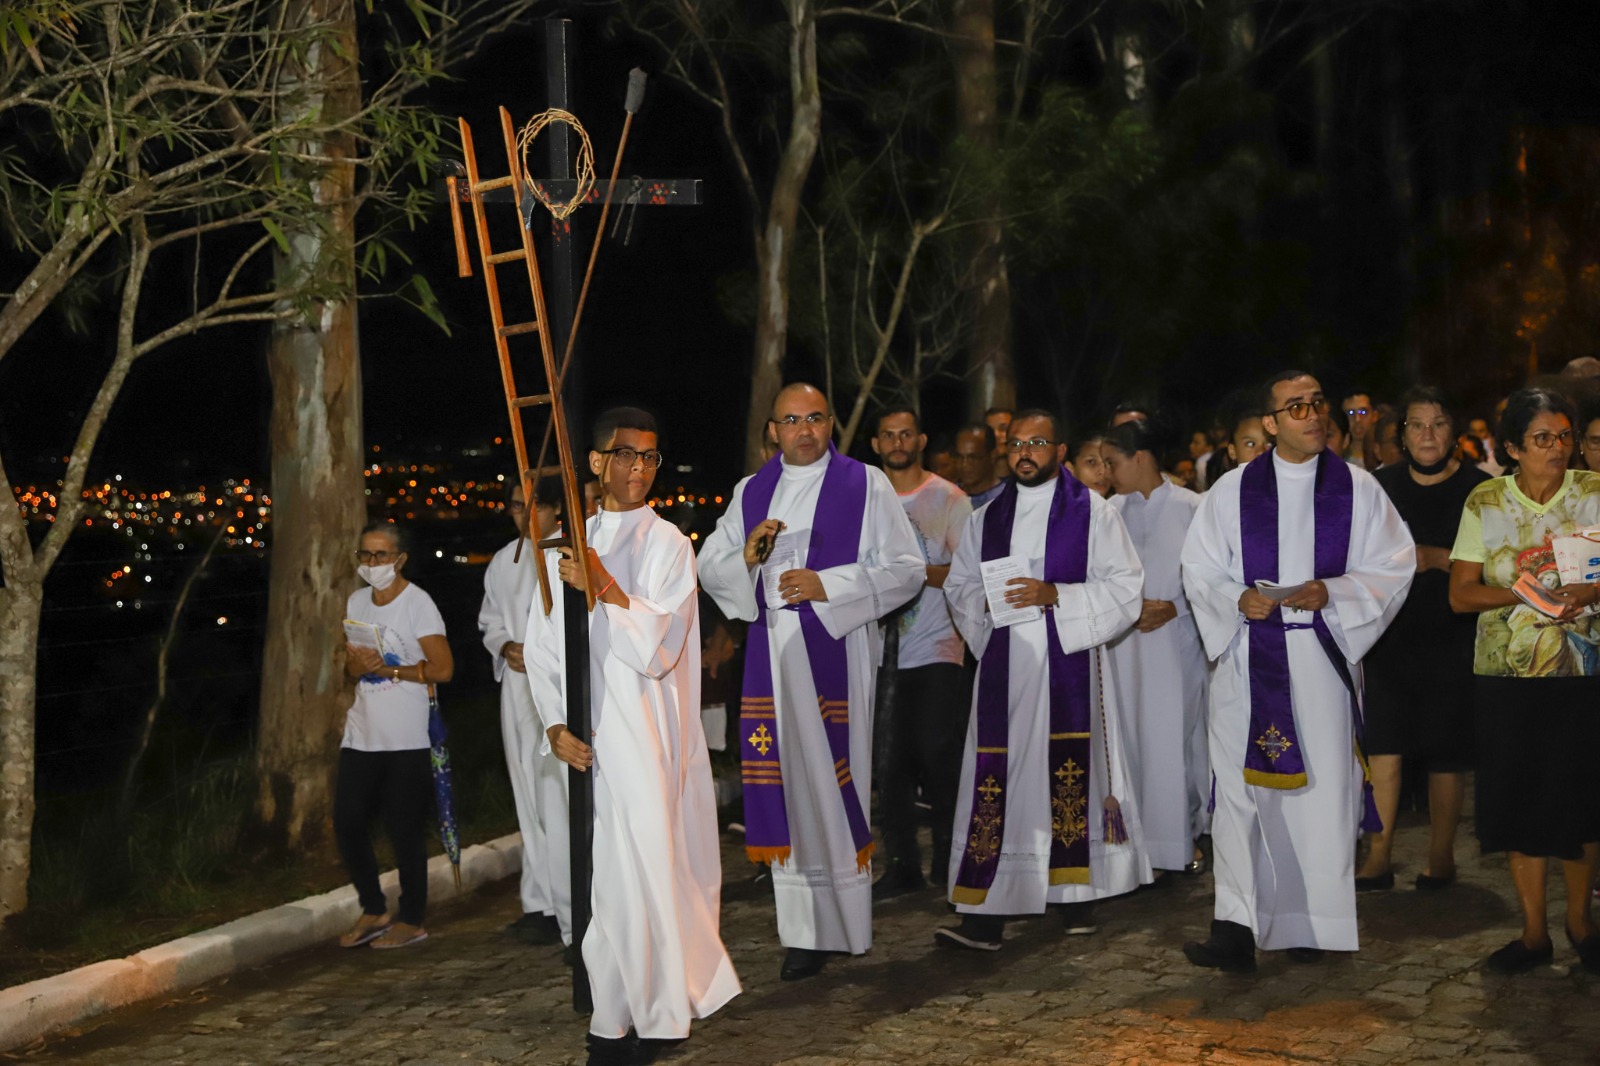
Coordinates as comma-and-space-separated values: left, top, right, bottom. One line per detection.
933, 914, 1004, 951
1354, 870, 1394, 892
1286, 947, 1325, 964
1182, 920, 1257, 974
1414, 871, 1456, 891
1059, 902, 1098, 935
872, 863, 928, 902
1567, 929, 1600, 975
586, 1033, 639, 1066
780, 947, 829, 981
1486, 937, 1553, 975
514, 913, 562, 945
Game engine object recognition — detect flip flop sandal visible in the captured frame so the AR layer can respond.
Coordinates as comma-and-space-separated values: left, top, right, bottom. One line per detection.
371, 927, 429, 950
339, 921, 391, 949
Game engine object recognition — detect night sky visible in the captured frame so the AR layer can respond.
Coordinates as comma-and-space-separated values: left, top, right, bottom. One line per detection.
4, 3, 1600, 496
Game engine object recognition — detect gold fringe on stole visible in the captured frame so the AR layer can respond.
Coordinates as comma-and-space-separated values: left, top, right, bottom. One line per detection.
1354, 734, 1373, 785
747, 846, 791, 866
1242, 768, 1309, 789
950, 885, 989, 905
1049, 867, 1092, 886
855, 841, 876, 872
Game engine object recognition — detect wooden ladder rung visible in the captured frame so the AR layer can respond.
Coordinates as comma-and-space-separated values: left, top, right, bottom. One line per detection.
498, 321, 539, 338
487, 248, 526, 265
513, 393, 553, 409
474, 175, 517, 193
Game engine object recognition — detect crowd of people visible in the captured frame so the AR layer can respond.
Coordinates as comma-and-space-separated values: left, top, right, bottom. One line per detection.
328, 361, 1600, 1065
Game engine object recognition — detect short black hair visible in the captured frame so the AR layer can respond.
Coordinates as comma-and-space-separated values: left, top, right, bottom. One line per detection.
1497, 387, 1577, 469
1326, 404, 1350, 437
1111, 399, 1151, 420
983, 406, 1014, 420
532, 475, 564, 510
1398, 386, 1453, 431
955, 422, 996, 451
1105, 418, 1164, 459
1009, 407, 1062, 442
875, 405, 920, 434
592, 406, 658, 451
1259, 369, 1317, 418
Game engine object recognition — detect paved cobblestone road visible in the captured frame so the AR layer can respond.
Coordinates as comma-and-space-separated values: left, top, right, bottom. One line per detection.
26, 812, 1600, 1065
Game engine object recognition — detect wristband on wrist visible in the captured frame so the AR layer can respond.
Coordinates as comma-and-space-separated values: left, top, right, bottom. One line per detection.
598, 577, 617, 600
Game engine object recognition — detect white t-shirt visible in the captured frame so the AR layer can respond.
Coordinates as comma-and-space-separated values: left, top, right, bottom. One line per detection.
895, 473, 972, 669
342, 582, 447, 751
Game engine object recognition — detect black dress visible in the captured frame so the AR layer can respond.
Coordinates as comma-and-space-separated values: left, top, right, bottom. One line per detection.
1363, 462, 1490, 769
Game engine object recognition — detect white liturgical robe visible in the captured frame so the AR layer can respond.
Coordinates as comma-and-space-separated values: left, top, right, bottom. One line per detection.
942, 477, 1152, 914
699, 450, 924, 954
1180, 451, 1413, 952
478, 536, 571, 940
523, 506, 739, 1039
1107, 480, 1211, 871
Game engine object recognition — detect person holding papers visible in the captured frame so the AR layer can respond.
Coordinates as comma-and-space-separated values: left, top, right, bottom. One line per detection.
699, 383, 924, 982
935, 409, 1149, 951
337, 522, 453, 951
1180, 370, 1414, 973
1448, 386, 1600, 976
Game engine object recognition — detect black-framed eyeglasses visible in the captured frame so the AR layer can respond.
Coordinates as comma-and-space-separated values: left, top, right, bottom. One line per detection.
1007, 438, 1058, 452
506, 500, 526, 512
1583, 435, 1600, 451
770, 412, 830, 427
1267, 398, 1329, 421
354, 549, 399, 564
596, 446, 665, 469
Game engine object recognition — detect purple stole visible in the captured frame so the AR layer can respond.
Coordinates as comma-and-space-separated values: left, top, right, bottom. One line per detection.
738, 444, 875, 870
1238, 448, 1382, 831
951, 473, 1092, 906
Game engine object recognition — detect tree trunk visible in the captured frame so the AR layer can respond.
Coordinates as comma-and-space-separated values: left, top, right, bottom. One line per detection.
254, 0, 364, 852
952, 0, 1013, 420
0, 581, 42, 919
742, 0, 821, 473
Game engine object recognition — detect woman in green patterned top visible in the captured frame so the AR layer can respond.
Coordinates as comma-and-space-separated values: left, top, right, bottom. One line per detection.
1449, 387, 1600, 976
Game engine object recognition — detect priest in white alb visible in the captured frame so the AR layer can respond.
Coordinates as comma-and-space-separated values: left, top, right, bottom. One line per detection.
478, 476, 570, 948
934, 408, 1151, 952
1180, 371, 1414, 972
699, 382, 924, 982
526, 407, 739, 1063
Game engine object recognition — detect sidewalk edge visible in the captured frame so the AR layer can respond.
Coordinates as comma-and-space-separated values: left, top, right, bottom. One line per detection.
0, 832, 524, 1052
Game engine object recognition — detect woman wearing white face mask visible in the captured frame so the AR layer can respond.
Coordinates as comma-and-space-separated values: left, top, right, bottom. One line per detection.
336, 522, 454, 950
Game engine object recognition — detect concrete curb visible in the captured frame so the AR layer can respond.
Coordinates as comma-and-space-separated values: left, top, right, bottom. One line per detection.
0, 831, 524, 1053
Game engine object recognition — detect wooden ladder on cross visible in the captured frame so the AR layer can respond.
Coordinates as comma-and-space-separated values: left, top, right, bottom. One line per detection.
448, 104, 595, 616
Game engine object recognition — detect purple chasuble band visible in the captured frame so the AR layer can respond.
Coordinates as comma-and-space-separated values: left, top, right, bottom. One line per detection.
952, 473, 1093, 907
1238, 448, 1382, 832
738, 443, 876, 868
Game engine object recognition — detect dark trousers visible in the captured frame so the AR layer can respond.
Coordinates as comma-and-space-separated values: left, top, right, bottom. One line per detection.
879, 662, 970, 883
334, 747, 432, 926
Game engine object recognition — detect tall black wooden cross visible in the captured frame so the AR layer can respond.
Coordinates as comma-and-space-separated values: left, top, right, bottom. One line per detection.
447, 18, 701, 1016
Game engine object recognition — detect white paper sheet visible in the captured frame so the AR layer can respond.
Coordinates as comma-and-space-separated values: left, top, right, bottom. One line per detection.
981, 555, 1044, 628
1253, 580, 1308, 602
761, 532, 804, 611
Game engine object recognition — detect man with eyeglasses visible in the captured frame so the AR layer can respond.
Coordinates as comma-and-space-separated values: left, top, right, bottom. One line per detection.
953, 423, 1005, 508
1340, 389, 1379, 471
868, 407, 974, 901
935, 408, 1149, 951
524, 407, 740, 1059
700, 382, 924, 981
1180, 370, 1414, 973
478, 477, 571, 950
